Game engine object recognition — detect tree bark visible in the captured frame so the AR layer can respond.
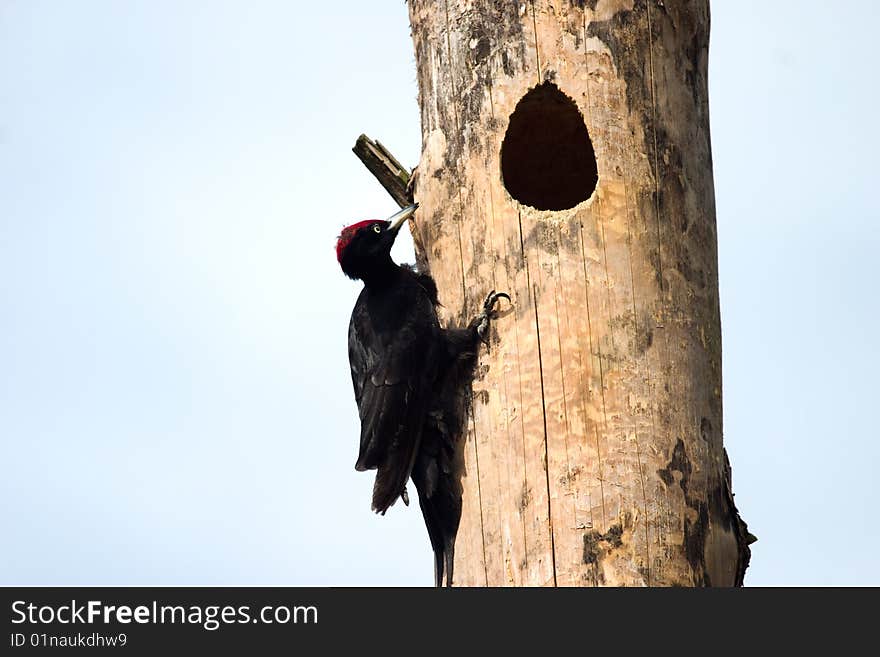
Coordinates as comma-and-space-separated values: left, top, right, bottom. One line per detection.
405, 0, 751, 586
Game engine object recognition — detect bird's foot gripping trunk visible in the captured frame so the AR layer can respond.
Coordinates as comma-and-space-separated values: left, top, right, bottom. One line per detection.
470, 291, 512, 348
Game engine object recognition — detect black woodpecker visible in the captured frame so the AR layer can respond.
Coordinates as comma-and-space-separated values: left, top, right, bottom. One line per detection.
336, 204, 508, 587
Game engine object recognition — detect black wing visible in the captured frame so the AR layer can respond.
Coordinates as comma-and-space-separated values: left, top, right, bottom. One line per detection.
348, 287, 438, 514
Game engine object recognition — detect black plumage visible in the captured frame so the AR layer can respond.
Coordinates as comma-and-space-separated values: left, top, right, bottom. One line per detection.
337, 205, 507, 586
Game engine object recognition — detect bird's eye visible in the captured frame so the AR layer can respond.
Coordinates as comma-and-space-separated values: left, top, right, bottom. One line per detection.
373, 224, 382, 234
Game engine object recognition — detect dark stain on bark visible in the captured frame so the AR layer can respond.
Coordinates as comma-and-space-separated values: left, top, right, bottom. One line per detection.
583, 517, 627, 585
583, 522, 624, 565
519, 483, 532, 512
500, 50, 515, 77
558, 465, 583, 487
657, 438, 709, 584
700, 416, 712, 443
469, 34, 491, 67
684, 500, 710, 585
525, 221, 559, 256
631, 313, 654, 356
657, 438, 691, 497
569, 0, 598, 9
709, 482, 732, 532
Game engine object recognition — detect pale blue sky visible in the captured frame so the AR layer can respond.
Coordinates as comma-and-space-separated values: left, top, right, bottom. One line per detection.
1, 1, 877, 585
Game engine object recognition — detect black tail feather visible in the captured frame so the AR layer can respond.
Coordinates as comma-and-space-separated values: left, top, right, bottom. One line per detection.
444, 544, 455, 587
419, 488, 454, 587
413, 460, 462, 587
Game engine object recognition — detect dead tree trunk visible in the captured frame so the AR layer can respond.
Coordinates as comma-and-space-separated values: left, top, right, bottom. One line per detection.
404, 0, 752, 586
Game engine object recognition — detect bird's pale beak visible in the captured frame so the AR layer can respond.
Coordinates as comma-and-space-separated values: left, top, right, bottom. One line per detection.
387, 203, 418, 234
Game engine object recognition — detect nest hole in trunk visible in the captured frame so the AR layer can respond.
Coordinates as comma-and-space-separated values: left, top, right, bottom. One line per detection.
500, 82, 598, 211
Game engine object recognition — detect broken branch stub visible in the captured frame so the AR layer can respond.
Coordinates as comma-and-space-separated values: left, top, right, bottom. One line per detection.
352, 134, 413, 209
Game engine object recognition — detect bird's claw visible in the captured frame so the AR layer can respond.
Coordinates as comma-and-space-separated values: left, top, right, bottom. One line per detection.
475, 290, 511, 347
483, 290, 511, 317
401, 486, 410, 506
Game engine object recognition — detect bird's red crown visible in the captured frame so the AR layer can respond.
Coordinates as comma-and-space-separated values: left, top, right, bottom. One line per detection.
336, 220, 382, 263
